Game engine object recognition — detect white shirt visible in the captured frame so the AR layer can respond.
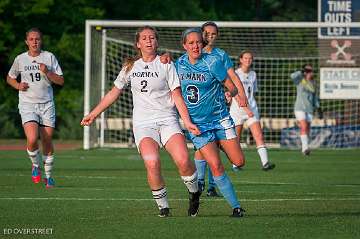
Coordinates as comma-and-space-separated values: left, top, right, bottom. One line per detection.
235, 68, 258, 111
114, 55, 180, 126
8, 50, 63, 104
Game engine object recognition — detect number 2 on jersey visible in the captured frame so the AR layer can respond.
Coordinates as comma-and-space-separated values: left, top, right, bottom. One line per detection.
186, 85, 199, 104
140, 80, 148, 92
30, 72, 41, 82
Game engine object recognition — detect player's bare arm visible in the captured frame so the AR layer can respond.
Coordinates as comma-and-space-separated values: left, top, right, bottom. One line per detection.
227, 68, 248, 107
171, 87, 200, 135
224, 77, 254, 117
81, 86, 122, 126
39, 63, 64, 86
6, 75, 29, 91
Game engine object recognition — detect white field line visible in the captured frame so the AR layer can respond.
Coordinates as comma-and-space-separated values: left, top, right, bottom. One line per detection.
0, 197, 359, 202
1, 173, 359, 188
1, 185, 359, 196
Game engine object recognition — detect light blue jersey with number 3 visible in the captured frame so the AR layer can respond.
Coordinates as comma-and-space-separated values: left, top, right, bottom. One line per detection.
175, 53, 229, 131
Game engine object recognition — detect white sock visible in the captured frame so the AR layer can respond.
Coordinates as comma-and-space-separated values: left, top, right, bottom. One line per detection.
27, 149, 41, 167
181, 171, 199, 193
300, 134, 309, 152
152, 187, 169, 210
257, 145, 269, 166
43, 155, 54, 178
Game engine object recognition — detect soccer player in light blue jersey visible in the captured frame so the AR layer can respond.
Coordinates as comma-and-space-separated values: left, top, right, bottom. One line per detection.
175, 28, 246, 217
192, 22, 251, 197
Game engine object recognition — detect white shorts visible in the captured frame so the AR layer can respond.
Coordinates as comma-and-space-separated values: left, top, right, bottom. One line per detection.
18, 101, 56, 128
133, 119, 183, 149
294, 111, 313, 122
229, 103, 260, 127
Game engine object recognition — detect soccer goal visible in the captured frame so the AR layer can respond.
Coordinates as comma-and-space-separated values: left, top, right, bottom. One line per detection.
83, 20, 360, 149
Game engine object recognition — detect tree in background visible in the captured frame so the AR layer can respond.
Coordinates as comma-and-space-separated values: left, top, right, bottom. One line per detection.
0, 0, 103, 139
0, 0, 316, 139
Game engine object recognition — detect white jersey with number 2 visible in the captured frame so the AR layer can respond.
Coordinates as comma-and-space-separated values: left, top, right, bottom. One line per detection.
8, 50, 63, 104
114, 55, 180, 127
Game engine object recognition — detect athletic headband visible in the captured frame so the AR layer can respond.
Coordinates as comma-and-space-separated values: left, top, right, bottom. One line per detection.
182, 27, 202, 43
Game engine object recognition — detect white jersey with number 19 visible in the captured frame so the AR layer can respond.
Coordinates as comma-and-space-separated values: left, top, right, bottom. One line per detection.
114, 55, 180, 127
8, 50, 63, 104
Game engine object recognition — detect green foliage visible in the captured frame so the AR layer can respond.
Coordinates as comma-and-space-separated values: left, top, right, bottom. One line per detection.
0, 0, 316, 139
0, 0, 103, 139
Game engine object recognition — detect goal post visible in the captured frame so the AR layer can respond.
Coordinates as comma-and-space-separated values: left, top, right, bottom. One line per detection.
83, 20, 360, 149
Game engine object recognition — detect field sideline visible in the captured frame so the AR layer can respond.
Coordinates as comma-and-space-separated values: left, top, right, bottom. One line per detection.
1, 148, 359, 239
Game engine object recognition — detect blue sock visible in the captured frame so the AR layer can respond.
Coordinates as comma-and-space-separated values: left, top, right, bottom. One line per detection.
213, 173, 240, 209
194, 159, 207, 191
207, 167, 216, 190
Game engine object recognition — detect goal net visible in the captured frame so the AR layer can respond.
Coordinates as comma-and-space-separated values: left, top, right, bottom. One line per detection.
84, 21, 360, 149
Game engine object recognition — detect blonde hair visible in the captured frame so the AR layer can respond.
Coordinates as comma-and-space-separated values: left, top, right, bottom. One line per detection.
123, 26, 159, 74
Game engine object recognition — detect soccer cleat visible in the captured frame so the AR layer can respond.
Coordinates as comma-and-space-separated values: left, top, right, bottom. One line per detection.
158, 208, 170, 218
232, 164, 243, 172
188, 191, 201, 217
44, 177, 55, 188
262, 162, 276, 171
31, 166, 41, 184
206, 188, 222, 197
302, 149, 311, 156
231, 207, 246, 218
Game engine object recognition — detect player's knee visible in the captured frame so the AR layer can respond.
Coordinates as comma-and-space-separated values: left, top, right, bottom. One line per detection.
26, 138, 38, 150
177, 159, 194, 174
143, 155, 160, 171
209, 163, 224, 176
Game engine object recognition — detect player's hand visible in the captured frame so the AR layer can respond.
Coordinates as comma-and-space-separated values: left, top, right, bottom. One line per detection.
39, 63, 48, 75
160, 52, 172, 64
243, 107, 254, 118
234, 94, 248, 107
18, 82, 29, 91
81, 114, 96, 126
184, 121, 201, 136
224, 91, 232, 104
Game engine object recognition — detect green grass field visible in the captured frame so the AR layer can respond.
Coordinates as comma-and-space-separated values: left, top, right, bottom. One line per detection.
1, 148, 360, 239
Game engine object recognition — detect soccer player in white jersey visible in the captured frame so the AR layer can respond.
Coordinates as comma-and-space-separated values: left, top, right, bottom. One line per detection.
81, 26, 201, 217
227, 50, 275, 171
7, 28, 64, 188
291, 64, 320, 156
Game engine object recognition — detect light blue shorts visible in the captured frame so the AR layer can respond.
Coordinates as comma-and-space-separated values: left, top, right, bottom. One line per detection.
187, 116, 237, 150
18, 101, 56, 128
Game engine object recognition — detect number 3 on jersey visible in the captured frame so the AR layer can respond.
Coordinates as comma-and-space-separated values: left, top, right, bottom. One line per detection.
186, 85, 199, 104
